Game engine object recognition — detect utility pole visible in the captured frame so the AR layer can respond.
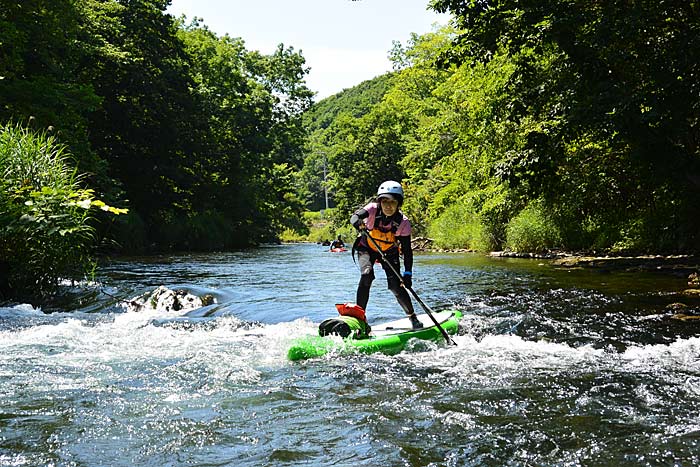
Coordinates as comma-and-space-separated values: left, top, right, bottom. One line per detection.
317, 151, 329, 217
322, 155, 329, 211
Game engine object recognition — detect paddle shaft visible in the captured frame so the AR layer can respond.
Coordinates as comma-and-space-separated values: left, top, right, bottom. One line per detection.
361, 230, 456, 345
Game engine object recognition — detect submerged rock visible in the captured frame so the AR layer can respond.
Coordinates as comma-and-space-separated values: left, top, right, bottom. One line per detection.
671, 313, 700, 321
689, 272, 700, 287
552, 255, 700, 276
201, 294, 215, 306
124, 286, 208, 313
665, 302, 689, 312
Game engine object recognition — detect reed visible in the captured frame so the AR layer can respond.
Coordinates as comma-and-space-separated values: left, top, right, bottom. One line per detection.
428, 201, 489, 251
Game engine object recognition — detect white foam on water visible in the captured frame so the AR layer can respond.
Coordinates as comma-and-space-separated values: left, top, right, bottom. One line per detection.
439, 333, 605, 376
397, 329, 700, 388
3, 293, 698, 399
620, 336, 700, 372
58, 278, 101, 287
0, 303, 43, 316
1, 301, 319, 392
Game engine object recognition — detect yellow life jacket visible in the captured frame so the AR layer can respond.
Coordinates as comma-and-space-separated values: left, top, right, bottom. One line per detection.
367, 216, 400, 252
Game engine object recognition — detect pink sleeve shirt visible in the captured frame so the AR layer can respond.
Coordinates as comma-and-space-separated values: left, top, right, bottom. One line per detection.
362, 202, 412, 236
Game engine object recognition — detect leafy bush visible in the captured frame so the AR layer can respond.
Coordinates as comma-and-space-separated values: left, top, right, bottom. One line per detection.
305, 224, 335, 244
279, 210, 357, 244
427, 201, 489, 250
279, 228, 307, 242
505, 201, 561, 253
0, 123, 125, 301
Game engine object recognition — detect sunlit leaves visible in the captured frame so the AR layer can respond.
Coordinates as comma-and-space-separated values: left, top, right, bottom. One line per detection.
427, 1, 700, 252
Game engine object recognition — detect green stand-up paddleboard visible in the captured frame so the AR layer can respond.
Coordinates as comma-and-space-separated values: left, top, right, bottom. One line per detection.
287, 310, 462, 361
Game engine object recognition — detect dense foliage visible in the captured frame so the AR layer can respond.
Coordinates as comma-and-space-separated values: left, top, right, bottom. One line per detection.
300, 74, 396, 212
1, 0, 313, 254
431, 0, 700, 252
306, 2, 700, 254
1, 0, 313, 302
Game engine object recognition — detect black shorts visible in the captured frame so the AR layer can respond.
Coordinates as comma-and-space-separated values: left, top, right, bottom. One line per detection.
356, 248, 401, 287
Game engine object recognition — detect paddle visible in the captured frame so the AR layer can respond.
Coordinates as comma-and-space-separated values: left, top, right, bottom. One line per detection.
361, 230, 457, 346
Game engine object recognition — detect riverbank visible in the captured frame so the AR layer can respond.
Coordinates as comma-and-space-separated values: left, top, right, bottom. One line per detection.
413, 236, 700, 275
413, 236, 700, 294
491, 251, 700, 279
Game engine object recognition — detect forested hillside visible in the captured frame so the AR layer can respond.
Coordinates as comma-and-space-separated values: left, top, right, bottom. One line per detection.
300, 73, 396, 211
304, 74, 396, 133
305, 3, 700, 254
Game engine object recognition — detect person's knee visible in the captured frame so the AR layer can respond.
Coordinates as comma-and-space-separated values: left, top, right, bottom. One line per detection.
387, 277, 402, 294
360, 272, 374, 287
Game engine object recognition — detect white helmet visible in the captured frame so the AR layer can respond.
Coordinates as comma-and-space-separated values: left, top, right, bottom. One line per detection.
377, 180, 404, 204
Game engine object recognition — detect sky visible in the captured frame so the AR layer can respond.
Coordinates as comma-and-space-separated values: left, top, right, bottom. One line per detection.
166, 0, 449, 100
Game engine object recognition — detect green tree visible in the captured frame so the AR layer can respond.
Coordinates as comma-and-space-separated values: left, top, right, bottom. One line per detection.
177, 21, 313, 245
2, 0, 314, 255
433, 0, 700, 252
323, 106, 410, 223
0, 0, 101, 174
301, 74, 396, 210
82, 0, 196, 247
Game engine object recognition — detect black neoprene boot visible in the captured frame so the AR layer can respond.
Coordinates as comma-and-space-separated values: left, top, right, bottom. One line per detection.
409, 313, 423, 329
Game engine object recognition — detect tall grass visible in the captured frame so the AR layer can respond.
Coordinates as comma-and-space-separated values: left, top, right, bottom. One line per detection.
279, 210, 356, 244
427, 201, 489, 250
505, 201, 562, 253
0, 123, 124, 302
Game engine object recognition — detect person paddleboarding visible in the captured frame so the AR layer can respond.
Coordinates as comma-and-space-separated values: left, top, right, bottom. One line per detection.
350, 181, 423, 329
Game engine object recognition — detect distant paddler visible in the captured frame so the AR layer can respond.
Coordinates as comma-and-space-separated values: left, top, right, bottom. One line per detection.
329, 235, 345, 251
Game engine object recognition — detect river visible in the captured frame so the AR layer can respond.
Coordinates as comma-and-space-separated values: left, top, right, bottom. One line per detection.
1, 243, 699, 466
